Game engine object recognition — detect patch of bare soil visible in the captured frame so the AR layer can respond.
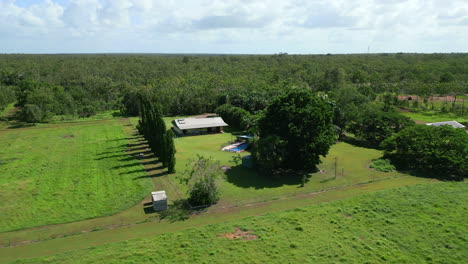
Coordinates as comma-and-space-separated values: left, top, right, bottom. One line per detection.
220, 228, 258, 240
63, 134, 75, 138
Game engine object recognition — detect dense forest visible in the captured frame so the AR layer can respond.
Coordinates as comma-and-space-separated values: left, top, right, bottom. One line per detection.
0, 53, 467, 122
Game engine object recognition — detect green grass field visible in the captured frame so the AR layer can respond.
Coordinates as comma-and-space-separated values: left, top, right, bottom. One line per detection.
0, 116, 421, 233
167, 122, 407, 207
0, 120, 153, 232
13, 182, 466, 264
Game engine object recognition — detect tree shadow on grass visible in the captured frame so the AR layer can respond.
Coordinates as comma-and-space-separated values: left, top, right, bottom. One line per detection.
127, 146, 150, 152
342, 135, 381, 150
7, 122, 35, 129
111, 162, 162, 170
156, 200, 191, 222
106, 142, 147, 149
225, 165, 311, 189
95, 153, 132, 160
105, 138, 128, 142
132, 170, 167, 179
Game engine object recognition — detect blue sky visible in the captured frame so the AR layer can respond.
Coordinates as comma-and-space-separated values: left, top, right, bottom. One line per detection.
0, 0, 467, 54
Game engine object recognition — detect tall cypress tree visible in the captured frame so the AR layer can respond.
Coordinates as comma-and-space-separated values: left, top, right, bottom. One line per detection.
137, 96, 175, 170
165, 129, 176, 173
153, 104, 166, 159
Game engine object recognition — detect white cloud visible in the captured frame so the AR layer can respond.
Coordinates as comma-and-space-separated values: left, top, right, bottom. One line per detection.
0, 0, 466, 53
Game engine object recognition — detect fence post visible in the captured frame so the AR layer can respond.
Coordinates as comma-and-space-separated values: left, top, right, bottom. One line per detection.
334, 157, 337, 179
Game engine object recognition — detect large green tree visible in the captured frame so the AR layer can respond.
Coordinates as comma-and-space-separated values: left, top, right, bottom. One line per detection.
347, 106, 415, 146
254, 88, 336, 174
382, 125, 467, 180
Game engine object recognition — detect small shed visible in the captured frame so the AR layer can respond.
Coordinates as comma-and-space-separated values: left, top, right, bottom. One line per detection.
242, 155, 254, 168
151, 191, 168, 211
426, 121, 465, 129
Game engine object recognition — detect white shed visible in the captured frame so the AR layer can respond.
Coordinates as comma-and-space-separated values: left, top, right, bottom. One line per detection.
151, 191, 168, 211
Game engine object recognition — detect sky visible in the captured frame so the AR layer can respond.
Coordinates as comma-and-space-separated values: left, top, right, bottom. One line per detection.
0, 0, 467, 54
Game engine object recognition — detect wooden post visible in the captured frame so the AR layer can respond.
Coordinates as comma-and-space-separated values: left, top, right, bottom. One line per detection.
334, 157, 337, 179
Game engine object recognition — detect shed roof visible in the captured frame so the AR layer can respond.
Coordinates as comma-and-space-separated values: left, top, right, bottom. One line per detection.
426, 121, 465, 129
173, 117, 228, 130
152, 191, 167, 201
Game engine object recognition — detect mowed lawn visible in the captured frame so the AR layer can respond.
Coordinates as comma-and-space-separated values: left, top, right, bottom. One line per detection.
165, 116, 410, 207
16, 182, 467, 263
0, 121, 153, 232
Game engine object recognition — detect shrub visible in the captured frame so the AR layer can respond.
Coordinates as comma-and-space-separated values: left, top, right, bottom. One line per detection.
178, 155, 223, 206
369, 159, 395, 172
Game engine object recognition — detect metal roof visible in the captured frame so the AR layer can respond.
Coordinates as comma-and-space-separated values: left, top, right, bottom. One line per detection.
152, 191, 167, 201
173, 117, 228, 130
426, 121, 465, 128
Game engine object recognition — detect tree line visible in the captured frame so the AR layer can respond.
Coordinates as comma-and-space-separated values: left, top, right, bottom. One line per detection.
0, 53, 467, 121
137, 96, 176, 173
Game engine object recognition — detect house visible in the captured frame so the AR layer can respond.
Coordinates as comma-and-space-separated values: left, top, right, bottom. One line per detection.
172, 116, 228, 136
426, 121, 465, 129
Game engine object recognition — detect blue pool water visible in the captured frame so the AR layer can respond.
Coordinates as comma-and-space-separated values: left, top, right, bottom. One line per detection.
230, 142, 248, 152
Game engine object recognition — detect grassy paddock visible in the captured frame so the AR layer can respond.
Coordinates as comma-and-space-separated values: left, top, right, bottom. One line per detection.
0, 176, 431, 262
0, 120, 152, 232
166, 116, 409, 207
14, 182, 467, 264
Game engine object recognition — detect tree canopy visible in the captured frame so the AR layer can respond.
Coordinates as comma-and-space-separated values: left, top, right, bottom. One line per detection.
0, 53, 467, 122
347, 106, 415, 146
253, 88, 336, 174
382, 125, 468, 180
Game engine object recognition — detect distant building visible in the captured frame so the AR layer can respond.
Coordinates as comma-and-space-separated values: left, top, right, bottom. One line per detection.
426, 121, 465, 129
172, 117, 228, 136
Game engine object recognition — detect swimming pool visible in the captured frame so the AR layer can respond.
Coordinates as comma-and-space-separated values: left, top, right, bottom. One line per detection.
229, 142, 248, 152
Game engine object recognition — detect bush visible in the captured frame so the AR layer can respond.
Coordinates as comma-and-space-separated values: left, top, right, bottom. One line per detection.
369, 159, 395, 172
20, 104, 47, 123
178, 155, 222, 206
382, 125, 468, 180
